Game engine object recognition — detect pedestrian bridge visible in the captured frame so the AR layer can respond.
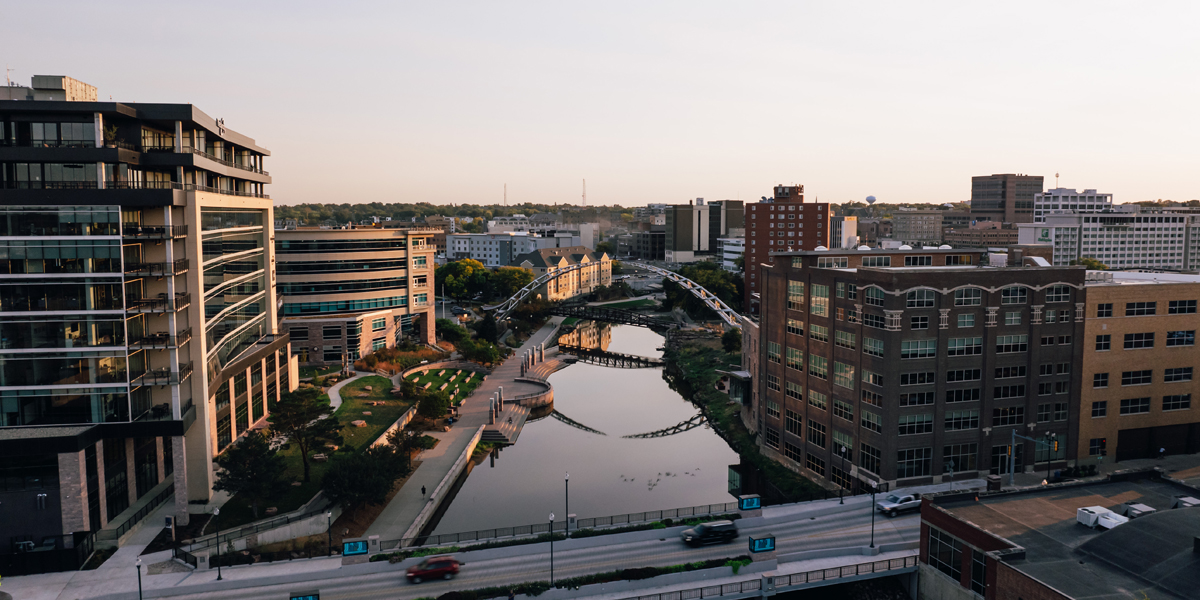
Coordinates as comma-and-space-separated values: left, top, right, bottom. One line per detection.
559, 343, 666, 368
551, 305, 675, 330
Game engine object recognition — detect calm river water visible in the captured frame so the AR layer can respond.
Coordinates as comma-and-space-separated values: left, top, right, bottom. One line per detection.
430, 323, 740, 534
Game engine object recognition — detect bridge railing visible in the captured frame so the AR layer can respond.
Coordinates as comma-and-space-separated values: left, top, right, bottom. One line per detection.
377, 501, 739, 551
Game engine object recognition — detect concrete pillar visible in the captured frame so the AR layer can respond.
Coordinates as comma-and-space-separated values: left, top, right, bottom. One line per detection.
155, 437, 166, 485
498, 386, 504, 404
126, 438, 137, 507
94, 440, 108, 527
57, 450, 89, 534
489, 397, 495, 425
172, 436, 190, 526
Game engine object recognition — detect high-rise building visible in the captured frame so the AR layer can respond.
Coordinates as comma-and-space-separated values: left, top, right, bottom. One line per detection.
890, 209, 944, 246
969, 173, 1044, 224
664, 200, 711, 263
744, 184, 831, 315
275, 227, 439, 366
1017, 207, 1200, 270
754, 247, 1082, 490
1033, 188, 1113, 223
829, 216, 858, 249
0, 77, 293, 572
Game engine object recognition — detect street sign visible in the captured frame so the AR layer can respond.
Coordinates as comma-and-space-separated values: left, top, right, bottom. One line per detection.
738, 495, 761, 510
342, 540, 368, 556
748, 534, 776, 553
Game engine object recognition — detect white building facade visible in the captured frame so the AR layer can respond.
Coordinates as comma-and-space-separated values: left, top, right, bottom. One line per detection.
1018, 207, 1200, 270
1033, 188, 1114, 223
718, 237, 745, 273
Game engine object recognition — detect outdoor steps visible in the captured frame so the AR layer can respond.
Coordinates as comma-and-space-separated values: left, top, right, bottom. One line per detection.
482, 403, 530, 444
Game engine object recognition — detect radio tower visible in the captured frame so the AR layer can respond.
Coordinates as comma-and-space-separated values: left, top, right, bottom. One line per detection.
582, 179, 586, 206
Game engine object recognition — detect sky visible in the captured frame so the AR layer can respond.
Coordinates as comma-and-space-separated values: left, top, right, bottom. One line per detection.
5, 1, 1199, 206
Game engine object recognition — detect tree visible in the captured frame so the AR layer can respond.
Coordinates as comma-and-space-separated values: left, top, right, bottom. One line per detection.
596, 241, 616, 255
1071, 257, 1108, 270
476, 312, 499, 344
435, 318, 469, 344
492, 266, 534, 298
212, 431, 288, 519
387, 428, 420, 473
321, 445, 407, 510
436, 259, 488, 300
418, 390, 452, 419
268, 387, 344, 482
722, 328, 743, 354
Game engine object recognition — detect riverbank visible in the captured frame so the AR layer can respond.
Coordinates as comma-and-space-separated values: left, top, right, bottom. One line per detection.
663, 330, 828, 500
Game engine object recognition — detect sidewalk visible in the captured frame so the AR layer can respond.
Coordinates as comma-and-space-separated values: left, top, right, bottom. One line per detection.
327, 370, 371, 410
363, 317, 565, 541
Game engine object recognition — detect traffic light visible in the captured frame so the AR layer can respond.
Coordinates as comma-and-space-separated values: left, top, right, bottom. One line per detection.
1053, 440, 1059, 452
1100, 438, 1107, 456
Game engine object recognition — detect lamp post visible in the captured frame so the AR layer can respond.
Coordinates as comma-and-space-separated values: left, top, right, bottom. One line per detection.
868, 480, 877, 549
136, 557, 144, 599
326, 511, 333, 557
1045, 432, 1057, 482
564, 472, 570, 534
548, 512, 555, 586
213, 507, 223, 581
839, 445, 847, 505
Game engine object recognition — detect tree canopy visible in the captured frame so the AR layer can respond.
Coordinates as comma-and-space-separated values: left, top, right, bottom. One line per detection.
268, 387, 344, 482
212, 431, 289, 519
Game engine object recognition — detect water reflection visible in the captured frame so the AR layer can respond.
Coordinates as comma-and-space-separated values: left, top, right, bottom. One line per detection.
557, 320, 611, 350
430, 324, 739, 534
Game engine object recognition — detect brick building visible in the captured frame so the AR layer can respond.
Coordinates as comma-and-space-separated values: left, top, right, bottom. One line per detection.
744, 185, 831, 314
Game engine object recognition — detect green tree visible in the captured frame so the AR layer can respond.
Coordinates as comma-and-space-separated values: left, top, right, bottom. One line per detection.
436, 259, 488, 300
418, 390, 452, 419
387, 428, 420, 473
476, 312, 499, 344
212, 431, 288, 519
596, 241, 616, 255
663, 262, 742, 317
1071, 257, 1108, 270
721, 328, 742, 354
268, 387, 344, 482
492, 266, 534, 298
321, 445, 407, 510
435, 318, 469, 344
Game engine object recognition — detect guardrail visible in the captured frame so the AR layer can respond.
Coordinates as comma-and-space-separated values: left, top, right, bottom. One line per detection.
184, 503, 330, 553
774, 555, 919, 588
172, 546, 198, 569
378, 500, 741, 550
113, 483, 175, 538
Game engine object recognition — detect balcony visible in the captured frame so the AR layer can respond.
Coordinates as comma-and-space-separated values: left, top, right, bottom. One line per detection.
127, 293, 191, 313
123, 224, 188, 239
133, 362, 193, 386
142, 145, 270, 176
125, 260, 189, 278
128, 328, 192, 349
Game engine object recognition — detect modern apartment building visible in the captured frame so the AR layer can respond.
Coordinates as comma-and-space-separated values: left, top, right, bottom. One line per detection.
1033, 187, 1113, 223
446, 232, 554, 267
1078, 271, 1200, 462
275, 227, 438, 365
486, 214, 531, 233
0, 77, 292, 572
890, 209, 944, 246
511, 246, 612, 301
829, 216, 858, 249
755, 247, 1082, 490
744, 185, 831, 315
969, 173, 1044, 224
718, 237, 745, 273
1017, 207, 1200, 270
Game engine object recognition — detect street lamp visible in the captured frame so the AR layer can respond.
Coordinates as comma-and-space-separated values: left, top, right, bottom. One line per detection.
136, 557, 143, 599
564, 472, 570, 534
548, 512, 556, 586
213, 507, 222, 581
868, 480, 878, 549
839, 445, 847, 505
326, 511, 333, 557
1045, 432, 1058, 482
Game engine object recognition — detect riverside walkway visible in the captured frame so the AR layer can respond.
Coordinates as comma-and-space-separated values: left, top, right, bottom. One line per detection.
363, 317, 566, 541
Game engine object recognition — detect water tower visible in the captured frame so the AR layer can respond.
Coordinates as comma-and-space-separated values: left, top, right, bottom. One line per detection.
866, 195, 877, 205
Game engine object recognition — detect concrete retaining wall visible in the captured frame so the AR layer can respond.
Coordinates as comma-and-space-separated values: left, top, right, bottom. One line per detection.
400, 425, 485, 547
508, 377, 554, 408
370, 406, 417, 449
401, 360, 489, 381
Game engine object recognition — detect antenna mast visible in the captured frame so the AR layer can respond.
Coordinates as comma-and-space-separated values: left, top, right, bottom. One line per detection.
504, 183, 507, 206
582, 179, 586, 206
5, 65, 13, 87
1055, 172, 1059, 188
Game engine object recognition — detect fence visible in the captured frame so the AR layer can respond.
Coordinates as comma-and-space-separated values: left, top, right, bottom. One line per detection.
773, 555, 919, 588
378, 500, 740, 551
113, 483, 175, 538
184, 504, 329, 553
621, 579, 762, 600
172, 547, 198, 569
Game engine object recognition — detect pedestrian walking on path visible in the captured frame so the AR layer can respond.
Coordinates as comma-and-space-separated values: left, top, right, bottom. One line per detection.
421, 485, 426, 496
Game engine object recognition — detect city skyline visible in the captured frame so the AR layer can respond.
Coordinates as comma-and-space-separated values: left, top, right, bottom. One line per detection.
4, 1, 1198, 206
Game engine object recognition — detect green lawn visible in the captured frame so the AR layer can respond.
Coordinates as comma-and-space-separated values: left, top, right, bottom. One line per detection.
212, 376, 412, 531
298, 364, 340, 379
406, 368, 483, 403
596, 298, 657, 310
560, 317, 580, 327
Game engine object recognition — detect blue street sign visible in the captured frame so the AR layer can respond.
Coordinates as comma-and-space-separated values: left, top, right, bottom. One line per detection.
342, 540, 369, 556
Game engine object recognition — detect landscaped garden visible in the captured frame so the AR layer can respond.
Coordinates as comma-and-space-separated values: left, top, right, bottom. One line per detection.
298, 364, 340, 379
406, 367, 483, 404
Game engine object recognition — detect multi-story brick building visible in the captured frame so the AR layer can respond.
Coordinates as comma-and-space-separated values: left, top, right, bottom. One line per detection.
890, 209, 944, 246
969, 173, 1043, 224
755, 247, 1082, 490
744, 185, 831, 315
1078, 271, 1200, 462
941, 222, 1019, 248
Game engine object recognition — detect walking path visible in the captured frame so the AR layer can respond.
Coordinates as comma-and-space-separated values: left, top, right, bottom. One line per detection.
326, 370, 371, 411
364, 317, 565, 541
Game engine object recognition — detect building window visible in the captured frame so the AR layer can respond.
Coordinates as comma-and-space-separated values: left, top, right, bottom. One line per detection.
946, 389, 981, 403
901, 339, 936, 359
862, 256, 891, 267
1096, 302, 1113, 317
911, 316, 929, 330
1092, 401, 1107, 418
1119, 397, 1151, 415
970, 550, 988, 596
865, 287, 885, 306
787, 281, 805, 310
906, 289, 935, 308
897, 447, 932, 478
954, 288, 982, 306
787, 318, 804, 336
372, 338, 387, 351
992, 406, 1024, 426
904, 255, 932, 266
1121, 370, 1152, 386
807, 420, 827, 448
1125, 301, 1157, 316
1004, 311, 1022, 326
996, 335, 1028, 353
947, 337, 983, 356
817, 257, 847, 268
862, 389, 883, 407
834, 362, 856, 389
1164, 394, 1192, 411
1167, 330, 1196, 347
811, 284, 829, 316
847, 283, 857, 300
1089, 438, 1104, 456
945, 409, 979, 431
1046, 285, 1071, 303
861, 410, 883, 433
786, 381, 803, 401
808, 390, 828, 411
862, 370, 884, 387
900, 392, 935, 407
1093, 373, 1109, 388
898, 414, 933, 435
805, 453, 826, 476
372, 317, 387, 331
785, 441, 803, 463
766, 400, 780, 419
994, 385, 1026, 399
786, 348, 803, 370
764, 428, 780, 449
957, 313, 975, 328
786, 409, 802, 435
808, 355, 828, 379
1124, 333, 1154, 349
1168, 300, 1197, 314
996, 366, 1026, 379
766, 374, 781, 392
1058, 335, 1072, 345
1002, 286, 1027, 305
1165, 367, 1193, 382
810, 324, 830, 343
863, 313, 886, 329
944, 443, 978, 472
860, 443, 882, 474
290, 328, 309, 341
1096, 334, 1111, 351
1037, 382, 1054, 396
863, 337, 884, 357
834, 399, 854, 422
767, 341, 782, 364
947, 369, 981, 382
901, 371, 935, 386
1037, 403, 1054, 423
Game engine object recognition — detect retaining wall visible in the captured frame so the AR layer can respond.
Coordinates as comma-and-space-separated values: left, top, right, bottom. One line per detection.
507, 377, 554, 408
370, 406, 417, 449
399, 425, 485, 547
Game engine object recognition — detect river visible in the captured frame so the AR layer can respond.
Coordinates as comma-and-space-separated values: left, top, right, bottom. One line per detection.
430, 322, 741, 534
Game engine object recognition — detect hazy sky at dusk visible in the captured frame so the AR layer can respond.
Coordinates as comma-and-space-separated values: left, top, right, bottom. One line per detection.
5, 1, 1198, 206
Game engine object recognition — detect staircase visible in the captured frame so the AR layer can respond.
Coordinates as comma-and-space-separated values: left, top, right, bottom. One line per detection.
483, 403, 531, 444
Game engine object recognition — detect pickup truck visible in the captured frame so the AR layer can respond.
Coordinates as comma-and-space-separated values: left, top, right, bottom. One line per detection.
876, 493, 922, 517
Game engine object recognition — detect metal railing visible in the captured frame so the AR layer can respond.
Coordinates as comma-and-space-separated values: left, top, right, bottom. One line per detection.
624, 579, 762, 600
105, 181, 271, 199
128, 327, 193, 349
132, 362, 193, 386
126, 293, 191, 312
184, 504, 331, 553
378, 501, 740, 551
113, 483, 175, 538
123, 224, 188, 239
125, 259, 190, 277
172, 546, 198, 569
139, 144, 269, 175
773, 555, 919, 588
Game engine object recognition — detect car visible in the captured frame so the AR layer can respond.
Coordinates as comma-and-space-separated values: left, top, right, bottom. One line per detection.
680, 520, 738, 546
875, 493, 922, 518
406, 556, 461, 583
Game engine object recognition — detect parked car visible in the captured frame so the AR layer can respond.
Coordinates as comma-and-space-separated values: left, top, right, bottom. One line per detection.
876, 493, 922, 517
681, 520, 738, 546
406, 556, 462, 583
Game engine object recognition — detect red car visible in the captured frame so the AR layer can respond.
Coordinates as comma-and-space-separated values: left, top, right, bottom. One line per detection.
406, 556, 462, 583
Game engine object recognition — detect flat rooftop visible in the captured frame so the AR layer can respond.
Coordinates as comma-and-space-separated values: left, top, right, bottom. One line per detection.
936, 476, 1200, 600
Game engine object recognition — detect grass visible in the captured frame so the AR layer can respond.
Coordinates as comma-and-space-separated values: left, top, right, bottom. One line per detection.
595, 298, 657, 310
298, 364, 340, 379
214, 376, 414, 531
406, 368, 483, 403
560, 317, 580, 327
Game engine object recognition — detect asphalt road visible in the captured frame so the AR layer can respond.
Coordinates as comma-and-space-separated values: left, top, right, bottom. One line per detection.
163, 507, 920, 600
